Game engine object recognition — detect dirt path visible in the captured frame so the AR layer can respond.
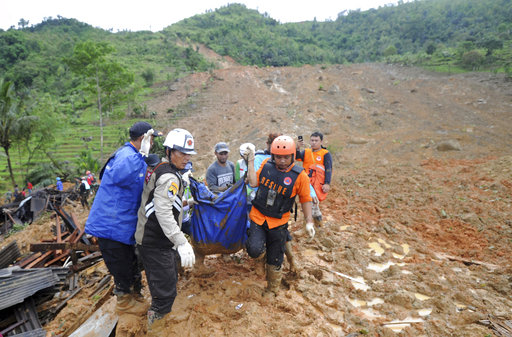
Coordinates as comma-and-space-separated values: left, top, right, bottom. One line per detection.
4, 58, 511, 336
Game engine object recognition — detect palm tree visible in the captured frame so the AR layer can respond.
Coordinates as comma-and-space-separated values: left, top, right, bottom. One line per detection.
0, 78, 34, 187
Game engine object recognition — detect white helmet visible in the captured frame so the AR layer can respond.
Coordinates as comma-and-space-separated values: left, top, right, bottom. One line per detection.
163, 128, 196, 154
239, 143, 255, 157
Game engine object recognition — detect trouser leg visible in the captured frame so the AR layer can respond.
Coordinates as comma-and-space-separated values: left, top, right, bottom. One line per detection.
138, 245, 179, 315
246, 220, 266, 258
97, 238, 141, 295
265, 223, 288, 267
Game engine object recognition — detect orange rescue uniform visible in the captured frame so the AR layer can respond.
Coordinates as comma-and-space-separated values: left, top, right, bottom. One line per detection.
249, 158, 312, 229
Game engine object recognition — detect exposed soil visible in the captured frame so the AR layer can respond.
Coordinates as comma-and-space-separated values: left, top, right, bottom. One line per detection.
3, 49, 512, 336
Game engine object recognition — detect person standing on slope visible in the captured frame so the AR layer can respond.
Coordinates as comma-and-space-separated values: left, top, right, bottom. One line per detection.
296, 131, 333, 226
85, 121, 158, 316
246, 135, 315, 296
135, 128, 197, 327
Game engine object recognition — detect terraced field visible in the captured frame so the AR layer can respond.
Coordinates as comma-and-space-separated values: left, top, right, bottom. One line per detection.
0, 120, 135, 193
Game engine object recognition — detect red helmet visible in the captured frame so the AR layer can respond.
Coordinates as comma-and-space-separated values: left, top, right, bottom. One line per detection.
271, 136, 296, 155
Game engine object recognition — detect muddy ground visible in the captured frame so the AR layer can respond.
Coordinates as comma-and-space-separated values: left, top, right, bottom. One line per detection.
3, 56, 511, 336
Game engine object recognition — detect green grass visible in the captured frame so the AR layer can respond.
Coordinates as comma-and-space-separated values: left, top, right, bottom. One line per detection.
0, 118, 142, 194
421, 64, 468, 73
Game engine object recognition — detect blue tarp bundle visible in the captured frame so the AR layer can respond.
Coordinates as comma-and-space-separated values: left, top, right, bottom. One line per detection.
189, 177, 248, 255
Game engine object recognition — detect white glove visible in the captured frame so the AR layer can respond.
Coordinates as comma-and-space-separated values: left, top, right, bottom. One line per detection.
305, 222, 315, 239
139, 129, 154, 157
242, 147, 255, 161
182, 170, 192, 186
177, 241, 195, 268
187, 198, 198, 206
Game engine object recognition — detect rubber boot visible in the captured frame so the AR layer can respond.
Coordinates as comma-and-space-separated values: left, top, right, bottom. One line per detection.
147, 310, 165, 329
255, 252, 266, 277
284, 241, 298, 274
116, 293, 147, 316
264, 264, 282, 297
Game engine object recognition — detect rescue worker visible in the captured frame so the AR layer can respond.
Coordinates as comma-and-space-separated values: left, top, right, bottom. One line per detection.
55, 177, 63, 191
135, 128, 197, 327
85, 121, 158, 316
79, 176, 90, 209
245, 135, 315, 296
296, 131, 333, 225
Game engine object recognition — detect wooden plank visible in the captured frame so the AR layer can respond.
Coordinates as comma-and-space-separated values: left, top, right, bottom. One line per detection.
18, 252, 42, 268
56, 215, 62, 254
30, 242, 100, 252
67, 297, 117, 337
25, 251, 53, 269
44, 251, 70, 267
434, 252, 499, 271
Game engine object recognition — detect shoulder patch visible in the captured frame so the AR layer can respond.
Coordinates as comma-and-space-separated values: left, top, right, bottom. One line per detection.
168, 181, 179, 198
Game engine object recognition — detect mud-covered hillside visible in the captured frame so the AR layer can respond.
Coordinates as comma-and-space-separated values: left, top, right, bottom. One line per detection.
4, 60, 511, 336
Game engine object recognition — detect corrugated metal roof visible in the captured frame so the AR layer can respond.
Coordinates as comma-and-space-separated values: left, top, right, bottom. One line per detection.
0, 240, 21, 268
0, 267, 58, 310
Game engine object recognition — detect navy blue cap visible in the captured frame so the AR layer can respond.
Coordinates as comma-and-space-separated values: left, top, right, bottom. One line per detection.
129, 121, 160, 139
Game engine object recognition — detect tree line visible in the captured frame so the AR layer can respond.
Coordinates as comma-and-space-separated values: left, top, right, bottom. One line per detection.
0, 0, 511, 193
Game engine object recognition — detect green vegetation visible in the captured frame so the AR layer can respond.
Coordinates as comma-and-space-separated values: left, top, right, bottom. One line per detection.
0, 0, 511, 194
166, 0, 511, 71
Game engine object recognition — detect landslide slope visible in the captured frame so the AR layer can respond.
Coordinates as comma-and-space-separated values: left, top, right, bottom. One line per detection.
140, 62, 512, 336
11, 58, 510, 336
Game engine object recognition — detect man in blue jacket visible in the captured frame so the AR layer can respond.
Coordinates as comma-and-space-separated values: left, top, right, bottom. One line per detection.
85, 121, 158, 316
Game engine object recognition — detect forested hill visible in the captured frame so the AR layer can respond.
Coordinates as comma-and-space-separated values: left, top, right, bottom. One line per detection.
1, 0, 511, 92
0, 0, 511, 193
167, 0, 511, 69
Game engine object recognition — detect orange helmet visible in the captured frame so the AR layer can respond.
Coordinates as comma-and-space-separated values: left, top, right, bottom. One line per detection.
271, 136, 296, 155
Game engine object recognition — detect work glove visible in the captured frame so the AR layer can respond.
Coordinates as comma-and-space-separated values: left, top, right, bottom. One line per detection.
139, 129, 154, 157
177, 241, 195, 268
187, 197, 198, 206
182, 170, 192, 186
305, 222, 315, 240
242, 147, 255, 162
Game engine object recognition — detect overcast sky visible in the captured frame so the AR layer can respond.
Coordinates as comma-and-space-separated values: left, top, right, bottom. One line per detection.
1, 0, 405, 32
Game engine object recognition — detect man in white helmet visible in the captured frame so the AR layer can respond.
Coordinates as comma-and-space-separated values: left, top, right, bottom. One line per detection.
135, 128, 197, 328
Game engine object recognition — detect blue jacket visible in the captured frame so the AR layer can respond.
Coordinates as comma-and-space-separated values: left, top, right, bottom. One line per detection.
85, 142, 147, 245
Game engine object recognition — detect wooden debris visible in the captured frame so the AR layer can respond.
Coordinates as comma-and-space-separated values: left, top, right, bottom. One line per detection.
478, 315, 512, 337
434, 252, 499, 271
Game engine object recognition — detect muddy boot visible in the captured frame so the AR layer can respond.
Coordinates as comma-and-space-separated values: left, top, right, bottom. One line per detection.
132, 292, 146, 305
263, 264, 282, 297
284, 241, 298, 274
147, 310, 165, 330
254, 252, 266, 277
116, 293, 147, 316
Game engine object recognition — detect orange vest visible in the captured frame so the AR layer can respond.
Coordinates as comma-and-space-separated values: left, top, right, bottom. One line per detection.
302, 148, 329, 175
301, 148, 329, 201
